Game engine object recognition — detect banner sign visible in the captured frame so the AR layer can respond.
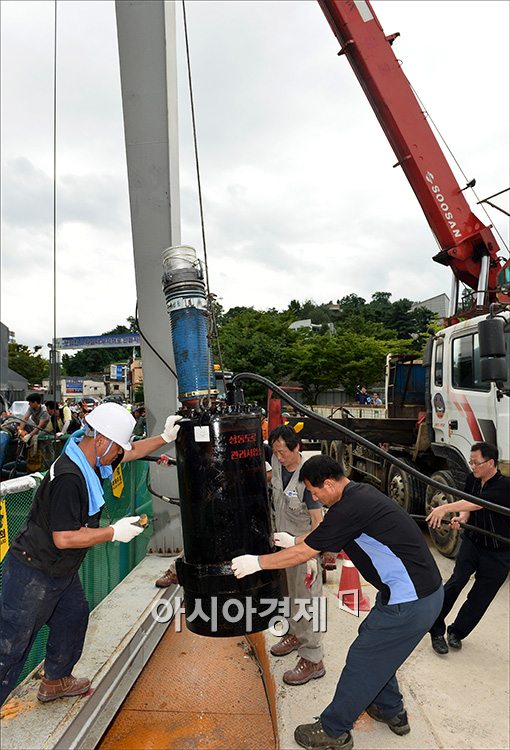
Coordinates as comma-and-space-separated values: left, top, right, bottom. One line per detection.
55, 334, 141, 350
66, 378, 84, 393
110, 365, 125, 381
111, 465, 125, 498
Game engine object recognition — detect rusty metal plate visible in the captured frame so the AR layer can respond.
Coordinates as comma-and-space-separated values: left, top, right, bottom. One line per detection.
99, 625, 275, 749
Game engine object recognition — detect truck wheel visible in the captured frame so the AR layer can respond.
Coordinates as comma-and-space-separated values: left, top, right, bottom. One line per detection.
330, 440, 354, 478
321, 441, 329, 456
329, 440, 341, 462
386, 458, 422, 514
425, 470, 461, 558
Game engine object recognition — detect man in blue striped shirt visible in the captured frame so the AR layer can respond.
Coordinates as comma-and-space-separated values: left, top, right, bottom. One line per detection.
232, 454, 443, 750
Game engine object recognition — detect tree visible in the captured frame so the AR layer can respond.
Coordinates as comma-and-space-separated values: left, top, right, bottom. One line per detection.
336, 293, 367, 321
288, 325, 415, 403
214, 294, 433, 404
286, 299, 334, 326
217, 307, 297, 401
8, 342, 49, 384
286, 330, 345, 403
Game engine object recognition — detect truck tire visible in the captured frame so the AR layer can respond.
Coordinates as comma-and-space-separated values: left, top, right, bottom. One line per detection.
321, 441, 329, 456
425, 470, 461, 558
386, 458, 423, 514
330, 440, 354, 478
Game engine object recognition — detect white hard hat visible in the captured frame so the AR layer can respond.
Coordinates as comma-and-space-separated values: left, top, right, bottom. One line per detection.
85, 402, 135, 451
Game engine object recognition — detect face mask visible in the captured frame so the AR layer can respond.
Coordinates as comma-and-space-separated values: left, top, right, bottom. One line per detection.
95, 432, 115, 481
98, 463, 114, 481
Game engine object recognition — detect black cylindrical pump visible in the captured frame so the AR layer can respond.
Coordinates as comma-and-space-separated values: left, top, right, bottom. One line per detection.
175, 410, 285, 637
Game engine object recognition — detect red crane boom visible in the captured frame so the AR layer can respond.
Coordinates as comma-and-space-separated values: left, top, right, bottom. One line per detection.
318, 0, 506, 299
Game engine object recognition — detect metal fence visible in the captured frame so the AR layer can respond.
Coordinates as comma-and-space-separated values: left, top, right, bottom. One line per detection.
0, 461, 153, 683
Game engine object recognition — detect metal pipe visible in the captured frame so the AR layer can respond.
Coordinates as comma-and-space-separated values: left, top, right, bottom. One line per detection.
448, 272, 459, 318
476, 254, 490, 307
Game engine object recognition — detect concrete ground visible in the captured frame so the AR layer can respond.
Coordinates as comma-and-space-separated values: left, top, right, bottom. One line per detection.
268, 537, 509, 750
1, 539, 507, 750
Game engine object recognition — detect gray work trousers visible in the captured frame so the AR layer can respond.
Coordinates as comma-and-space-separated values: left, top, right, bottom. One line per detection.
285, 561, 324, 663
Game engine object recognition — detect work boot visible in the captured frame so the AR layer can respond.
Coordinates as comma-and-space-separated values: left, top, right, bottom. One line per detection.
294, 719, 353, 750
37, 675, 91, 703
366, 704, 410, 736
431, 635, 449, 654
155, 564, 178, 588
270, 633, 301, 656
447, 630, 462, 650
283, 657, 326, 685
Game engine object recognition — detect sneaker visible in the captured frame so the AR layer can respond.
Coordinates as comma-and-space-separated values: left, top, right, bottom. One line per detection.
270, 634, 301, 656
155, 564, 178, 588
431, 635, 449, 655
366, 704, 410, 736
447, 631, 462, 650
283, 657, 326, 686
294, 719, 353, 750
37, 675, 91, 703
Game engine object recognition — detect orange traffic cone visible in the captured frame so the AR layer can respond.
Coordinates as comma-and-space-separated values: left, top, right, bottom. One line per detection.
337, 551, 371, 613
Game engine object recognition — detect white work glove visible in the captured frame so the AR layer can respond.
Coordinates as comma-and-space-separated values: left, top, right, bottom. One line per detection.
161, 415, 183, 443
21, 433, 32, 444
110, 516, 145, 543
273, 531, 295, 548
231, 554, 261, 579
305, 558, 319, 589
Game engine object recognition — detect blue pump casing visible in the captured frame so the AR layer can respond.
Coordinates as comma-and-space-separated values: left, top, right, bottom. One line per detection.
161, 245, 216, 402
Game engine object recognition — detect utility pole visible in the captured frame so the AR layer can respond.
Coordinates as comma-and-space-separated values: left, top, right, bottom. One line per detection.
48, 340, 61, 403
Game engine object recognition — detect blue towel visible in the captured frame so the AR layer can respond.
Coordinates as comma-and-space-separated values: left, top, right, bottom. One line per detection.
64, 437, 106, 516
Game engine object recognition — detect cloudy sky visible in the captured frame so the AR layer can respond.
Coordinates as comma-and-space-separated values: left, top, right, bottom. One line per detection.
1, 0, 509, 353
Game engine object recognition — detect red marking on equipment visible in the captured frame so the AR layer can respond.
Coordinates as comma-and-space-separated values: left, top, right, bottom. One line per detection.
230, 447, 262, 460
450, 394, 483, 441
229, 433, 257, 445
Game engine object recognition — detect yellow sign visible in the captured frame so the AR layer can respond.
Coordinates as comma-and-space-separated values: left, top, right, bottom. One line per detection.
0, 499, 9, 563
111, 465, 125, 498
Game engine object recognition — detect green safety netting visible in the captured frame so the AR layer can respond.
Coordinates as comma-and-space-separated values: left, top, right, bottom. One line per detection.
0, 460, 153, 684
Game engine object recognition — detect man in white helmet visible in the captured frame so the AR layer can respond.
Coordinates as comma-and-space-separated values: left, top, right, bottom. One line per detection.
0, 403, 181, 707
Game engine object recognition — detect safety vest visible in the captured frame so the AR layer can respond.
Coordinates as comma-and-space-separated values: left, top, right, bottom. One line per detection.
9, 454, 97, 576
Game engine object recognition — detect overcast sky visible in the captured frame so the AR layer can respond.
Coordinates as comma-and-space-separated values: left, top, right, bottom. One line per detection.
1, 0, 509, 354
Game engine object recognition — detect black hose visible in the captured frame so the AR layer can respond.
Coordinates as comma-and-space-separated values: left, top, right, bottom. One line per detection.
144, 466, 181, 506
411, 515, 509, 545
144, 454, 177, 465
232, 372, 510, 518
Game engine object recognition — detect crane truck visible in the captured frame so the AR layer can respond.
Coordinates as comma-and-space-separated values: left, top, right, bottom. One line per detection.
285, 0, 510, 557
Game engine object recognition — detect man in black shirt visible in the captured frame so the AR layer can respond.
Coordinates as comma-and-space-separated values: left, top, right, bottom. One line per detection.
427, 442, 510, 654
232, 455, 443, 750
0, 403, 181, 707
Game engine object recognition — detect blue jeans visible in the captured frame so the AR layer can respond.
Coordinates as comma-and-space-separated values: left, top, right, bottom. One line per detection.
321, 586, 444, 736
0, 552, 89, 706
0, 431, 11, 470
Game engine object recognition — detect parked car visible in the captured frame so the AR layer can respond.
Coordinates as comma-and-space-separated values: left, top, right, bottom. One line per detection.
82, 397, 100, 409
